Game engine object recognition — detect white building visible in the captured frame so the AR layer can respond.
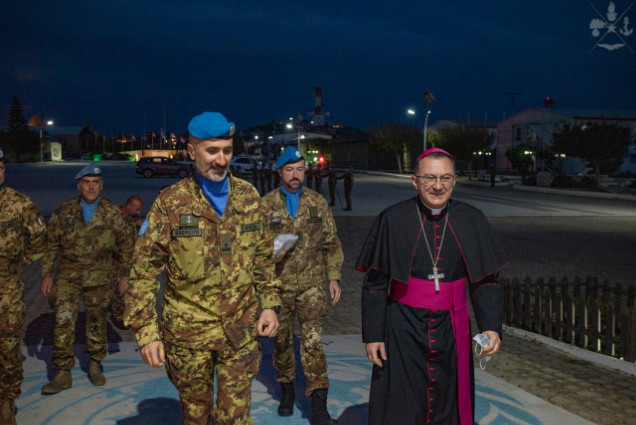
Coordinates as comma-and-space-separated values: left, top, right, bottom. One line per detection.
496, 108, 636, 174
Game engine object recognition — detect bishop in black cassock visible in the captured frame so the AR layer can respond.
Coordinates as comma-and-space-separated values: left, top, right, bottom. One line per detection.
356, 148, 507, 425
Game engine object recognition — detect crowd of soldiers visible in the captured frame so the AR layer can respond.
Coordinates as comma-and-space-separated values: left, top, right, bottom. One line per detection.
0, 111, 355, 425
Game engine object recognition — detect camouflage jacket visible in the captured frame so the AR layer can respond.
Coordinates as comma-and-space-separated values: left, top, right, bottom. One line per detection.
125, 174, 282, 350
42, 196, 134, 286
262, 188, 343, 288
0, 185, 47, 286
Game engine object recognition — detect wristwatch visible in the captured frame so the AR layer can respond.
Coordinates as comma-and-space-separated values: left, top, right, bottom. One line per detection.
265, 305, 281, 315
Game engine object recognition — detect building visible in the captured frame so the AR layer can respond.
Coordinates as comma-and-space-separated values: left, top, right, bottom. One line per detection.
496, 108, 636, 174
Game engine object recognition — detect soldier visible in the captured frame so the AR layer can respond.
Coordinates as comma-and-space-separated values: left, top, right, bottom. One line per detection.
124, 112, 281, 425
327, 165, 338, 207
251, 162, 260, 194
273, 164, 281, 189
337, 166, 354, 211
305, 163, 314, 190
258, 162, 267, 195
110, 195, 144, 329
40, 163, 134, 394
262, 146, 343, 425
0, 148, 47, 425
313, 163, 323, 195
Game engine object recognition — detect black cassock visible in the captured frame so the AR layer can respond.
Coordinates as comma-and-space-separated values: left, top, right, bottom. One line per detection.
356, 197, 507, 425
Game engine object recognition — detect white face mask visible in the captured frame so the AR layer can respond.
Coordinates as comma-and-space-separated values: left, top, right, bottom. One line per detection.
473, 334, 492, 370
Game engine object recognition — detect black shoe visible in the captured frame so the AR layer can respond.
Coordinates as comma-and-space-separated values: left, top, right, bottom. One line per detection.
343, 207, 352, 211
311, 389, 338, 425
278, 382, 295, 417
329, 203, 335, 206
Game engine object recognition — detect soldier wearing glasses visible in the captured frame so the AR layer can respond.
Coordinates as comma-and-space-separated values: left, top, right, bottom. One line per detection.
356, 148, 507, 425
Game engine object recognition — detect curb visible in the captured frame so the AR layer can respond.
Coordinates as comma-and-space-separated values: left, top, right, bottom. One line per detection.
504, 325, 636, 376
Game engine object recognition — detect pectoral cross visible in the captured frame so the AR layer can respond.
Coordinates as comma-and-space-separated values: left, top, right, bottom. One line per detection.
428, 267, 445, 292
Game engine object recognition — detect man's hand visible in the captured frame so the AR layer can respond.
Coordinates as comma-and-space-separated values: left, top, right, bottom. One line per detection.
257, 308, 280, 337
117, 276, 129, 296
481, 331, 501, 356
274, 247, 289, 263
140, 341, 165, 368
329, 280, 341, 305
40, 276, 53, 298
365, 342, 387, 367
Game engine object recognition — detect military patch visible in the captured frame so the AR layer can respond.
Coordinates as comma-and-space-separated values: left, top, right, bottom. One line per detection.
138, 219, 149, 236
64, 218, 75, 229
35, 216, 44, 227
241, 222, 261, 233
220, 233, 232, 254
308, 206, 321, 223
171, 228, 203, 237
2, 220, 17, 228
179, 214, 199, 228
269, 216, 282, 230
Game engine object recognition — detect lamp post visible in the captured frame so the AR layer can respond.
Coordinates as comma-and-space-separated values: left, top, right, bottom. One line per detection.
407, 109, 432, 151
286, 122, 302, 152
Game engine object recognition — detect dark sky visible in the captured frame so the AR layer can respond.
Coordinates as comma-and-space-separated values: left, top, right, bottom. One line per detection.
1, 1, 635, 135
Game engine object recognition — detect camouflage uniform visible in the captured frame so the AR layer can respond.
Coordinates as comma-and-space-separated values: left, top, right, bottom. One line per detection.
125, 174, 281, 425
338, 168, 354, 210
261, 187, 343, 396
42, 196, 134, 370
111, 217, 138, 328
313, 166, 324, 195
0, 186, 46, 402
305, 164, 313, 190
327, 167, 337, 207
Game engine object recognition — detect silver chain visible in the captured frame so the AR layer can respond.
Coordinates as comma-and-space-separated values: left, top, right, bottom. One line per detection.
416, 205, 449, 272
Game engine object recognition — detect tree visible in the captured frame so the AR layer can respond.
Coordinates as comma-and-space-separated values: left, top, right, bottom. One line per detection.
434, 123, 494, 179
7, 94, 27, 131
552, 122, 632, 185
505, 144, 535, 184
367, 121, 419, 173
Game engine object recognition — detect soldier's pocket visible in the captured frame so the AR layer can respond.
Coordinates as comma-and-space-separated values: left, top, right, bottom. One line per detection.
172, 235, 205, 282
0, 291, 26, 336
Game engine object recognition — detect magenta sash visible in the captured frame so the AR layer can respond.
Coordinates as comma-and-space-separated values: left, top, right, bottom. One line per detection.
390, 277, 472, 425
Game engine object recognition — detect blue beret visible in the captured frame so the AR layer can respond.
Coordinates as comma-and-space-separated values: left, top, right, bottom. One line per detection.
74, 162, 102, 180
275, 146, 304, 169
188, 112, 235, 140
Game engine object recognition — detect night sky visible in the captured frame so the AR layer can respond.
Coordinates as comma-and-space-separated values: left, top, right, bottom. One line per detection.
1, 1, 635, 135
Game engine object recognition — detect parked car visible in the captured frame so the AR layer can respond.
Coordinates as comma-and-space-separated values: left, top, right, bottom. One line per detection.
136, 156, 191, 178
230, 156, 259, 176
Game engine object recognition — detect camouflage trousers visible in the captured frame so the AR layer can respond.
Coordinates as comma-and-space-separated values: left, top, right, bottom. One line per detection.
165, 338, 261, 425
275, 283, 329, 396
344, 185, 352, 209
328, 181, 336, 205
0, 283, 26, 400
52, 279, 111, 370
110, 280, 126, 328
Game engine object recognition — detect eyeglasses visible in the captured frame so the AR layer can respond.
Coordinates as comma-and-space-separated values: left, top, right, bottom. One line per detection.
414, 173, 456, 186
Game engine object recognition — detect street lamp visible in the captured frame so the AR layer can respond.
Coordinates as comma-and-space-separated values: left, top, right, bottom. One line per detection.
407, 109, 432, 151
40, 120, 54, 162
286, 122, 302, 151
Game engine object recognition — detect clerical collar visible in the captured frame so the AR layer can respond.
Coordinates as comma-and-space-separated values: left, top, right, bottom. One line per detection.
417, 198, 448, 218
195, 172, 230, 217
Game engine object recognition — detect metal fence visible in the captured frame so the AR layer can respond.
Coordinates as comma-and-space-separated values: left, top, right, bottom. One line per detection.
502, 276, 636, 362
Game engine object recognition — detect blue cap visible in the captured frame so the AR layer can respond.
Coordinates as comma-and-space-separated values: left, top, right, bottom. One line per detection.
74, 162, 102, 180
275, 146, 304, 169
188, 112, 235, 140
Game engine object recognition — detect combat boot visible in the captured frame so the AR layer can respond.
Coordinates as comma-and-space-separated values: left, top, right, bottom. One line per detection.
277, 382, 295, 417
88, 359, 105, 386
41, 369, 72, 395
0, 398, 17, 425
310, 389, 338, 425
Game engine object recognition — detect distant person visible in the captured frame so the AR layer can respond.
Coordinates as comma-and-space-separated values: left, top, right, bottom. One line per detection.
356, 148, 507, 425
265, 163, 273, 193
489, 161, 496, 187
40, 163, 134, 394
0, 148, 47, 425
327, 165, 337, 207
305, 163, 314, 190
337, 166, 354, 211
251, 163, 260, 194
111, 195, 144, 329
262, 146, 343, 425
259, 162, 267, 196
314, 164, 323, 195
124, 112, 281, 425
